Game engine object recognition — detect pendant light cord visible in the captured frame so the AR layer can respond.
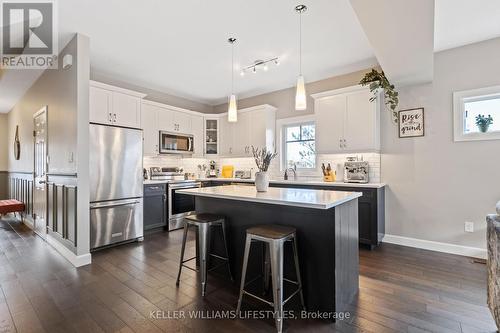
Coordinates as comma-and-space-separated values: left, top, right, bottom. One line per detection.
299, 11, 302, 75
231, 41, 235, 94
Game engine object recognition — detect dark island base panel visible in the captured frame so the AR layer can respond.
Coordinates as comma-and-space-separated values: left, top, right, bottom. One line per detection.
194, 196, 359, 316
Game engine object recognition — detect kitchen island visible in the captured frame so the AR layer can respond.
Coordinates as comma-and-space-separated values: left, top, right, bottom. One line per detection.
177, 185, 362, 315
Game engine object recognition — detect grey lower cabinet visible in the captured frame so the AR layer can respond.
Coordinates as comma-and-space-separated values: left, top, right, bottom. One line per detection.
143, 184, 167, 231
270, 183, 385, 249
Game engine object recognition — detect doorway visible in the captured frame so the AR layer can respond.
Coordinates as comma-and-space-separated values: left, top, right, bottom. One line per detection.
33, 106, 48, 239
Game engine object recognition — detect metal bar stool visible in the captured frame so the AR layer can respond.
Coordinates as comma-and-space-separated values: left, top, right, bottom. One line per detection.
176, 213, 233, 296
236, 225, 305, 333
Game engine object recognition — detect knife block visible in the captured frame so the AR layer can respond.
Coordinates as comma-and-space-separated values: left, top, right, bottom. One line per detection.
323, 173, 335, 182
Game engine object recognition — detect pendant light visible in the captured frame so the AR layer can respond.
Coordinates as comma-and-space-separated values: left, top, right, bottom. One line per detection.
227, 37, 238, 122
295, 4, 307, 111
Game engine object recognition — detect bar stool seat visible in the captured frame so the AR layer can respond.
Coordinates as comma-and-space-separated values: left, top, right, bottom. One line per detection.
247, 225, 296, 239
237, 224, 305, 333
185, 213, 226, 224
176, 213, 233, 296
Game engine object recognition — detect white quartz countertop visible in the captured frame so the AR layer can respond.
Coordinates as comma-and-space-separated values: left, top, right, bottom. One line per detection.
177, 185, 362, 210
197, 178, 386, 189
143, 178, 386, 189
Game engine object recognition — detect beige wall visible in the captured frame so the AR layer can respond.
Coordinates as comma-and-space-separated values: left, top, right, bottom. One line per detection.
7, 37, 80, 174
214, 68, 375, 119
381, 37, 500, 250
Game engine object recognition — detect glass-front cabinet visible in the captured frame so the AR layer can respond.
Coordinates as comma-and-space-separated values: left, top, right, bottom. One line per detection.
205, 118, 219, 155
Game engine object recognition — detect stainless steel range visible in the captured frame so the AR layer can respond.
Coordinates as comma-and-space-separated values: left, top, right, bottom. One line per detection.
149, 167, 201, 231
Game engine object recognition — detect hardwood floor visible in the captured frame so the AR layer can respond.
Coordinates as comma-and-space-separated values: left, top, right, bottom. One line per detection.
0, 215, 496, 333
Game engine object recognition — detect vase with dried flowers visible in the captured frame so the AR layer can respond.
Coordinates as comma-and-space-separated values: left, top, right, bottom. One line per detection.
251, 146, 277, 192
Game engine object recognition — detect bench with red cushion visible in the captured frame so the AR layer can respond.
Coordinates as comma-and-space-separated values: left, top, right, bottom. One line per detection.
0, 200, 26, 215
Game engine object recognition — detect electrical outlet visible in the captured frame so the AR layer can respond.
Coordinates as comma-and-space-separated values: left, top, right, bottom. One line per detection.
464, 221, 474, 233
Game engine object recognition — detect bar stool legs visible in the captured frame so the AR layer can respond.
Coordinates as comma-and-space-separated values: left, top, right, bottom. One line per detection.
176, 214, 232, 297
237, 226, 305, 333
198, 222, 209, 296
292, 236, 306, 310
270, 240, 284, 333
220, 222, 234, 281
236, 236, 251, 313
176, 222, 189, 286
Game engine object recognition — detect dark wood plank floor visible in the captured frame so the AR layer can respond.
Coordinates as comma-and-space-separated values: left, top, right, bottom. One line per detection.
0, 215, 496, 333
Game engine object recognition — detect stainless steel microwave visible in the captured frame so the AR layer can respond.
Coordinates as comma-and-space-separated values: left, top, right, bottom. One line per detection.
159, 131, 194, 154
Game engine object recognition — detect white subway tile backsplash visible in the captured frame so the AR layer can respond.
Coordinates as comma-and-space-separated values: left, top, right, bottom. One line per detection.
144, 152, 381, 183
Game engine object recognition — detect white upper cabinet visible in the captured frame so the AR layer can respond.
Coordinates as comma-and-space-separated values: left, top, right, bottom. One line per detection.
113, 92, 142, 128
314, 94, 345, 153
219, 116, 234, 156
232, 112, 251, 156
155, 105, 192, 134
191, 115, 204, 157
218, 105, 276, 157
89, 81, 145, 128
344, 90, 378, 151
173, 111, 191, 134
157, 107, 175, 132
250, 108, 277, 153
89, 86, 112, 124
312, 86, 380, 154
141, 103, 159, 156
141, 100, 205, 157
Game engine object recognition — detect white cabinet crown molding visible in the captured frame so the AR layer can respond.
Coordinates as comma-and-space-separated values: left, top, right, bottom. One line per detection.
90, 80, 147, 98
311, 84, 372, 100
141, 99, 205, 117
217, 104, 277, 116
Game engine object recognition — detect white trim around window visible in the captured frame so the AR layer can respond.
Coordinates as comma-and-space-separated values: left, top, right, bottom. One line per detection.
276, 115, 318, 174
453, 85, 500, 142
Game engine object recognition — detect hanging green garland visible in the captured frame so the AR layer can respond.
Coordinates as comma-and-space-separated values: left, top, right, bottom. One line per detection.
360, 69, 399, 123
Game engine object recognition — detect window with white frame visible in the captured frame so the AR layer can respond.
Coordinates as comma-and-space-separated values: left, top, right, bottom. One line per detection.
283, 122, 316, 169
453, 85, 500, 141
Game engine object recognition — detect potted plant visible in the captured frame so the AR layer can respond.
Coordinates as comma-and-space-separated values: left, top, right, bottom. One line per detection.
475, 114, 493, 133
251, 146, 277, 192
360, 69, 399, 123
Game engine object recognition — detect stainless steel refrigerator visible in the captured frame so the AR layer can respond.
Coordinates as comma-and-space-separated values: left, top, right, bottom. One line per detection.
89, 124, 143, 250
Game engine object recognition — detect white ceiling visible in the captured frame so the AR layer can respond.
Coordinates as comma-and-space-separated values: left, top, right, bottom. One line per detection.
350, 0, 435, 87
1, 0, 500, 113
434, 0, 500, 51
57, 0, 375, 106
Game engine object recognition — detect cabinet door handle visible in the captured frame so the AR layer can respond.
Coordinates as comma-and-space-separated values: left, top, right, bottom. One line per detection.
113, 113, 117, 122
109, 112, 112, 122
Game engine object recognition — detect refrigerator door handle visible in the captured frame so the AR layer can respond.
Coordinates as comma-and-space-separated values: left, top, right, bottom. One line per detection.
90, 200, 140, 209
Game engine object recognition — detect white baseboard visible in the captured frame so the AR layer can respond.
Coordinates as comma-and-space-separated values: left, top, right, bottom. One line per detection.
382, 234, 487, 259
46, 234, 92, 267
19, 217, 92, 267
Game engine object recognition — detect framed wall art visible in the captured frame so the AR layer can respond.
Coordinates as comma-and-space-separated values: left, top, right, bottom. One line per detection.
398, 108, 424, 138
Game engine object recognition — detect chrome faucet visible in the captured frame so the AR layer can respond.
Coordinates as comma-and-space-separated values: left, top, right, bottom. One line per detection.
284, 164, 297, 181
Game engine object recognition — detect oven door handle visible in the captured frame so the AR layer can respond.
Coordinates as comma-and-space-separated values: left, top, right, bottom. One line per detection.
170, 183, 202, 190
